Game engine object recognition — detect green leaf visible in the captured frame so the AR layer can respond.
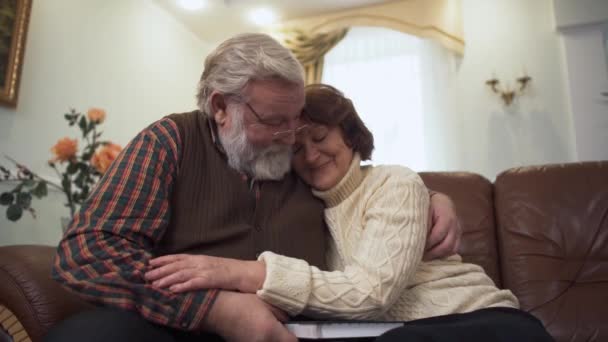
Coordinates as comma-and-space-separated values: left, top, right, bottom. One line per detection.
17, 192, 32, 209
23, 179, 36, 187
74, 172, 86, 188
66, 111, 78, 124
72, 191, 84, 205
7, 205, 23, 221
71, 192, 81, 202
61, 176, 71, 194
79, 116, 87, 133
31, 182, 48, 198
82, 151, 93, 161
67, 162, 79, 174
78, 162, 88, 172
0, 192, 13, 205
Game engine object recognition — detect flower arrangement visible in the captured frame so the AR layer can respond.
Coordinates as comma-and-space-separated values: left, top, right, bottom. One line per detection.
0, 108, 122, 221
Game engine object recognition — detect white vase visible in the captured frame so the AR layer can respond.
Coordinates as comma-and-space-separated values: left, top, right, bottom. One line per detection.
60, 216, 71, 233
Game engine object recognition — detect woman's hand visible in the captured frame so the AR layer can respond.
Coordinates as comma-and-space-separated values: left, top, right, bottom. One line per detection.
424, 192, 462, 261
145, 254, 266, 293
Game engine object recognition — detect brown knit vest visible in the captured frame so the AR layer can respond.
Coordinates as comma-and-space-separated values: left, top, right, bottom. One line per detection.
157, 111, 327, 269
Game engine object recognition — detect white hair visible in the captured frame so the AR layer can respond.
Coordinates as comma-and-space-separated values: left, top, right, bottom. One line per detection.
197, 33, 304, 115
218, 103, 293, 180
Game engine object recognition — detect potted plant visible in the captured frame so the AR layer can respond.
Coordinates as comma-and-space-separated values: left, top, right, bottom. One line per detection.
0, 108, 122, 227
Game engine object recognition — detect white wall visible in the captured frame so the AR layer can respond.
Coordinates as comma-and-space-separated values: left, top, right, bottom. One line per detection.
561, 24, 608, 162
0, 0, 211, 246
554, 0, 608, 28
554, 0, 608, 163
454, 0, 577, 179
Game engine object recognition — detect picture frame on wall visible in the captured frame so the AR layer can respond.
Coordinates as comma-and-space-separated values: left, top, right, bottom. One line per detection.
0, 0, 32, 108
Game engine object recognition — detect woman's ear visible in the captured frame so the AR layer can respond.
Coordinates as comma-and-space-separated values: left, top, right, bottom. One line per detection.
210, 91, 228, 126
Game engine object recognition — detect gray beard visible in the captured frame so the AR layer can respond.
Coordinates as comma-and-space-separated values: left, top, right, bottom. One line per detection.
218, 107, 292, 180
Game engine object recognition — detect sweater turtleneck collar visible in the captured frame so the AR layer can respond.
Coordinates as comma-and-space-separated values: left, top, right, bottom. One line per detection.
312, 153, 363, 207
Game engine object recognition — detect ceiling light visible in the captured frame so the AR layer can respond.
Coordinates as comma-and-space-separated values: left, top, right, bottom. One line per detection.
177, 0, 206, 11
248, 7, 278, 26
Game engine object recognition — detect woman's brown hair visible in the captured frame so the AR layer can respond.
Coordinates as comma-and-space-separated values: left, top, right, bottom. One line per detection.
303, 84, 374, 160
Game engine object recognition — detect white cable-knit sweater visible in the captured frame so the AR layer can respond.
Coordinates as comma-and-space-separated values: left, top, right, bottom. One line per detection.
257, 155, 518, 320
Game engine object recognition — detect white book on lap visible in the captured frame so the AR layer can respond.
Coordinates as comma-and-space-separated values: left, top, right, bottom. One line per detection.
285, 321, 404, 339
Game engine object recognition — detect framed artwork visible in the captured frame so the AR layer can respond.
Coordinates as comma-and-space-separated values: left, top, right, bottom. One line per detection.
0, 0, 32, 107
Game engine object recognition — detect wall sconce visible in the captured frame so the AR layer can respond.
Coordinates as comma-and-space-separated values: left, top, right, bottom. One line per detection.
485, 75, 532, 106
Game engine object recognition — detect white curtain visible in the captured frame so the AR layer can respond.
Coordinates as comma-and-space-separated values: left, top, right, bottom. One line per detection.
322, 26, 460, 171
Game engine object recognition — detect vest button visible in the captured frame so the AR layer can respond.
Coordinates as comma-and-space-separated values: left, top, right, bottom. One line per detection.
255, 225, 262, 232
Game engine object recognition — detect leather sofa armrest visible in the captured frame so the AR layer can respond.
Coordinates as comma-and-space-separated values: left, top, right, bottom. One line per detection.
0, 245, 91, 341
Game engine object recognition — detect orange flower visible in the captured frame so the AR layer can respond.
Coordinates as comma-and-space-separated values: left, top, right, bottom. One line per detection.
87, 107, 106, 123
91, 143, 122, 174
50, 137, 78, 162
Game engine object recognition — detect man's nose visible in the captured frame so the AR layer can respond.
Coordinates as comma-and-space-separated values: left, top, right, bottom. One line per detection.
274, 119, 300, 145
276, 131, 296, 145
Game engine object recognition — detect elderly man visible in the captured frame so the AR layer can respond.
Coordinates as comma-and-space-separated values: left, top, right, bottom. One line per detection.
46, 33, 461, 342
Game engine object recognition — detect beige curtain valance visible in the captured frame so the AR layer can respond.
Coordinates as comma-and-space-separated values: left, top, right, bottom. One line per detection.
280, 28, 348, 85
276, 0, 464, 55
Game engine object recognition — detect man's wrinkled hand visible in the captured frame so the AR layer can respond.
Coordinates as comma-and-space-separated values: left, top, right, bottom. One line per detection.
145, 254, 265, 293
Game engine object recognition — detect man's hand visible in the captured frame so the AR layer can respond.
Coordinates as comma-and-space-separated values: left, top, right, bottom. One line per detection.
145, 254, 265, 293
424, 192, 462, 261
201, 291, 296, 342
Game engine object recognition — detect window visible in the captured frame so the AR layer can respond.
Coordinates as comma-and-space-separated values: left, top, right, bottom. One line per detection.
323, 26, 458, 171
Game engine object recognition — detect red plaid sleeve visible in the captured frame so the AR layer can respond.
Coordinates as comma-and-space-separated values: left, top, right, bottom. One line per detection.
52, 118, 218, 331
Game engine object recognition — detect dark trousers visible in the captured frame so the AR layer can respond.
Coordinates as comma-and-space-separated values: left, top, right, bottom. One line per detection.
44, 307, 553, 342
376, 307, 554, 342
44, 307, 224, 342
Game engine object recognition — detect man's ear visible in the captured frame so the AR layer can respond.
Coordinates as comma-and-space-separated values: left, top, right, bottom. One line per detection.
210, 91, 228, 126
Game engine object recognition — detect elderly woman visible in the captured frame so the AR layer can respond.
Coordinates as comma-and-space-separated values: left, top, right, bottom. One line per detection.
147, 84, 553, 341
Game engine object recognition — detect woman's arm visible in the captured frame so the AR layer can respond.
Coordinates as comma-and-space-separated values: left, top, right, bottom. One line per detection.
257, 170, 429, 319
424, 192, 462, 260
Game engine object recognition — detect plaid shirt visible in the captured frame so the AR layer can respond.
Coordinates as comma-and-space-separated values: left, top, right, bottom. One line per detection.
52, 118, 218, 331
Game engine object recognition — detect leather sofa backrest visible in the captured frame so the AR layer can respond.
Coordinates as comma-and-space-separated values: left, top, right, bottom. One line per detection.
494, 161, 608, 342
420, 172, 502, 287
0, 245, 91, 341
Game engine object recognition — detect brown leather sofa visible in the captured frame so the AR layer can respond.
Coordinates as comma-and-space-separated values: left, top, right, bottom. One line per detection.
1, 160, 606, 341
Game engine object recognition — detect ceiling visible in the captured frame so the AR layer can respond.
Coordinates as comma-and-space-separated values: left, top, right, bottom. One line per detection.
152, 0, 401, 43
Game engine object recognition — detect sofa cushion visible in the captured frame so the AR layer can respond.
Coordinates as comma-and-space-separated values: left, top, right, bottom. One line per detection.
420, 172, 502, 287
494, 161, 608, 342
0, 245, 91, 341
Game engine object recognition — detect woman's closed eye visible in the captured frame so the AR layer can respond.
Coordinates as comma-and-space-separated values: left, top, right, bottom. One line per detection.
311, 127, 328, 142
293, 125, 328, 154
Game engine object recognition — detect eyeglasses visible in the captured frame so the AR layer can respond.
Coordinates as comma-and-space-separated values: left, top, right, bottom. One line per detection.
244, 102, 309, 138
